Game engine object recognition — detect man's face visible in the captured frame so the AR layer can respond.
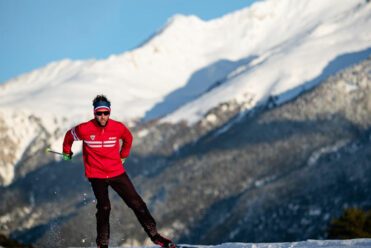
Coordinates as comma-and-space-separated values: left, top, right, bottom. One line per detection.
95, 110, 110, 127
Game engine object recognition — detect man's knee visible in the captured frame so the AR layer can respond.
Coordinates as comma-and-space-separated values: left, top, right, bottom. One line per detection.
97, 202, 111, 212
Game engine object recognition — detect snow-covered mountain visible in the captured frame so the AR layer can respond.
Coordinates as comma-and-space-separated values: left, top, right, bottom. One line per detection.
1, 0, 370, 120
0, 0, 370, 186
1, 57, 370, 247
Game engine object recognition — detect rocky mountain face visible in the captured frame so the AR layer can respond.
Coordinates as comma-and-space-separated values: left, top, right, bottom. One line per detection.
0, 111, 67, 186
134, 56, 371, 244
1, 56, 370, 247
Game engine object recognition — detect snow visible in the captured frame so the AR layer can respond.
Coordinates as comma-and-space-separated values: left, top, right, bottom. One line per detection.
0, 0, 370, 124
137, 129, 150, 138
306, 140, 350, 167
63, 239, 371, 248
162, 0, 371, 124
0, 108, 40, 185
0, 108, 83, 185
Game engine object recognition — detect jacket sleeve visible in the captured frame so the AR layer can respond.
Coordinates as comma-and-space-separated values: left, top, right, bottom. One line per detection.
120, 124, 133, 158
63, 125, 82, 154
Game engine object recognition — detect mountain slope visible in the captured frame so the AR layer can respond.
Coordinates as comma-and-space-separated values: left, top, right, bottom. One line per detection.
0, 0, 370, 186
0, 0, 371, 246
1, 55, 370, 248
0, 0, 371, 185
135, 56, 371, 245
162, 0, 371, 123
0, 0, 370, 121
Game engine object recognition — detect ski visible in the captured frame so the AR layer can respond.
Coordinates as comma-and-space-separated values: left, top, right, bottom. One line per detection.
172, 244, 196, 248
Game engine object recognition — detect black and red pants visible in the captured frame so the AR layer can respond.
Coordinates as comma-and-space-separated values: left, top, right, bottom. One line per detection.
88, 172, 157, 246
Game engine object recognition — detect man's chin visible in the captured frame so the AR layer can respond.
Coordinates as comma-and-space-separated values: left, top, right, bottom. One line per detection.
96, 119, 108, 127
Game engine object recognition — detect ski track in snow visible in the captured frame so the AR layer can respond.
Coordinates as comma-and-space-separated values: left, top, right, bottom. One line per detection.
64, 239, 371, 248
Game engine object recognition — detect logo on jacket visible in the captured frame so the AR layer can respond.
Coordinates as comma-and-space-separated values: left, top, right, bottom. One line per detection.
90, 135, 95, 140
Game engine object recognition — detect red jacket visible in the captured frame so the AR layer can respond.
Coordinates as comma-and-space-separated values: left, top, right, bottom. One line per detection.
63, 118, 133, 178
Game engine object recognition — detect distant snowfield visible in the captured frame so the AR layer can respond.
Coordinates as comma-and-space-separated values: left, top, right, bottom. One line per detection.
68, 239, 371, 248
162, 0, 371, 124
0, 0, 370, 124
202, 239, 371, 248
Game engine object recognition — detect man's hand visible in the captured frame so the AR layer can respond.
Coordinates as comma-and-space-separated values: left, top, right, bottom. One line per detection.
121, 158, 126, 164
63, 152, 73, 160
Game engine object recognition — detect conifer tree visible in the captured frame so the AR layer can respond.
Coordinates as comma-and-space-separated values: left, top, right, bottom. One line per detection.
327, 208, 371, 239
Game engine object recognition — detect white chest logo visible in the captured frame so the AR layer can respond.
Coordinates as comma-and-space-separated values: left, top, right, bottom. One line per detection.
90, 135, 95, 140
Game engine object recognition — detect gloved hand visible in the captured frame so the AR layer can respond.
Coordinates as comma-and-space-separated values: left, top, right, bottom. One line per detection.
121, 158, 126, 164
63, 152, 73, 160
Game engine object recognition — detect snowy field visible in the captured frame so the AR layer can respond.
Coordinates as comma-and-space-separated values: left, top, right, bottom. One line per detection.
66, 239, 371, 248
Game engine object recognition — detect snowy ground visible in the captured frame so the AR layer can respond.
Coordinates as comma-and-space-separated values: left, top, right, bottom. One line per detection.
66, 239, 371, 248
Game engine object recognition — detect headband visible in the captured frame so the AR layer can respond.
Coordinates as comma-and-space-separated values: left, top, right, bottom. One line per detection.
93, 101, 111, 111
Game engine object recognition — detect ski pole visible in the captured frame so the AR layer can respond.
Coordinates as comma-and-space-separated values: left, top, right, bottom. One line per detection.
46, 148, 74, 161
46, 148, 63, 156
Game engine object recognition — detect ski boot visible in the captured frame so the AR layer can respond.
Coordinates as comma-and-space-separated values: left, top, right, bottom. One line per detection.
151, 233, 177, 248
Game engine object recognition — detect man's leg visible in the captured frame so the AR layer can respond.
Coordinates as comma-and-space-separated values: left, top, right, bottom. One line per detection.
109, 172, 158, 238
89, 178, 111, 247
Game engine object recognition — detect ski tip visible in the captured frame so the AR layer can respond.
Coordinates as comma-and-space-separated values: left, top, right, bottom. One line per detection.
170, 243, 193, 248
46, 148, 50, 152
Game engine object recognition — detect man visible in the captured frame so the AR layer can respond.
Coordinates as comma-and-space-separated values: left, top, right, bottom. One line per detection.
62, 95, 175, 248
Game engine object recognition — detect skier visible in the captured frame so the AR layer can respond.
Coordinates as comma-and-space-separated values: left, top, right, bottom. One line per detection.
62, 94, 175, 248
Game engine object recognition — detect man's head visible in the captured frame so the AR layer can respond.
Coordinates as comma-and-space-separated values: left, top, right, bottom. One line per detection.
93, 95, 111, 127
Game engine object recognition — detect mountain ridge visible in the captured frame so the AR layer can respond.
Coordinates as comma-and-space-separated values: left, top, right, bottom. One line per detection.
1, 0, 370, 121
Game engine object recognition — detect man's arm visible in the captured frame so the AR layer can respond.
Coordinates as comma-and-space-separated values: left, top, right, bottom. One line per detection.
120, 124, 133, 160
63, 126, 81, 158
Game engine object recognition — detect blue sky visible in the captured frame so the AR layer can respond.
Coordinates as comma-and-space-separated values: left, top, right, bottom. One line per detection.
0, 0, 260, 84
